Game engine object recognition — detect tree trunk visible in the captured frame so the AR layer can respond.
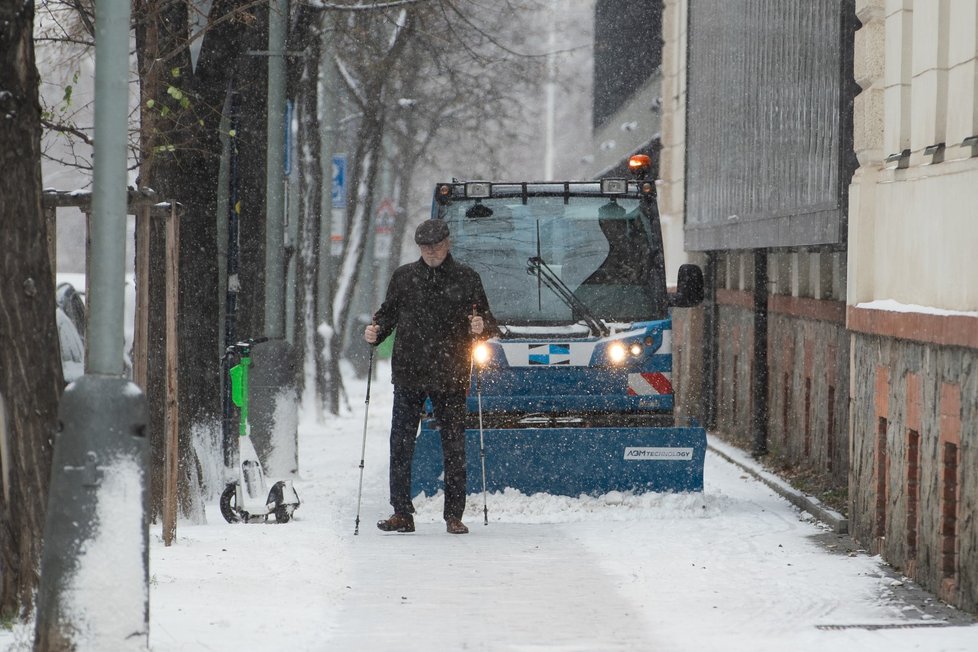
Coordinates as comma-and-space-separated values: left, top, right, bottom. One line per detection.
135, 0, 259, 517
291, 6, 323, 405
169, 0, 255, 516
0, 0, 60, 619
328, 110, 385, 406
134, 0, 193, 521
321, 8, 416, 414
390, 164, 414, 271
233, 5, 270, 343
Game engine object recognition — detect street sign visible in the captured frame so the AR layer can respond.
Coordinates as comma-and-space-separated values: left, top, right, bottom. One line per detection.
332, 154, 347, 208
375, 197, 396, 231
374, 198, 396, 258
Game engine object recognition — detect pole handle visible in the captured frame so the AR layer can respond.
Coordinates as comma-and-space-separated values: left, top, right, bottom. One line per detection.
470, 303, 480, 338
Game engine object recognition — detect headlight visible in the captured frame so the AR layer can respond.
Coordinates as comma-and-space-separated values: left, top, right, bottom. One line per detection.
607, 342, 627, 364
472, 342, 491, 366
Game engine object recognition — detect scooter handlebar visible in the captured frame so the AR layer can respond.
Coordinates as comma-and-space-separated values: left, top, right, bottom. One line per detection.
223, 336, 270, 357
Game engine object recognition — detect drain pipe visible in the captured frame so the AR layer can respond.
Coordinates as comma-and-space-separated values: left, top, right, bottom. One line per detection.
751, 249, 769, 458
701, 251, 718, 431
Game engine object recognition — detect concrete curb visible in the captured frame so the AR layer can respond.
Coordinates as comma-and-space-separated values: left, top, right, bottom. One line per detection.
707, 436, 849, 534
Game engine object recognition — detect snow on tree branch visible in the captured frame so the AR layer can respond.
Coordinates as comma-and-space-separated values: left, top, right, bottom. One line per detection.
389, 9, 407, 49
304, 0, 425, 11
333, 55, 367, 109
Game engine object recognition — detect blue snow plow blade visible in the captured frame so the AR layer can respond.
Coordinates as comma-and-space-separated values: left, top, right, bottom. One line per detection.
411, 424, 706, 498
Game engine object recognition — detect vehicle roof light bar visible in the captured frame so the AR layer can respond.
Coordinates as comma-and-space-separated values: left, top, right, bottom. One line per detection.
464, 181, 491, 198
600, 178, 627, 195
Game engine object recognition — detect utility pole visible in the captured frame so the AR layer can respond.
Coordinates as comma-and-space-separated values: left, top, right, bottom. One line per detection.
250, 0, 299, 478
35, 0, 150, 648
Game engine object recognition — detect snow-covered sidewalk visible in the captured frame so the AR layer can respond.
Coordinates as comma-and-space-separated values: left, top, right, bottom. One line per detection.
4, 361, 977, 651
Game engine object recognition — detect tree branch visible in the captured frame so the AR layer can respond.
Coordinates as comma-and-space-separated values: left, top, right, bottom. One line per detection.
40, 117, 94, 146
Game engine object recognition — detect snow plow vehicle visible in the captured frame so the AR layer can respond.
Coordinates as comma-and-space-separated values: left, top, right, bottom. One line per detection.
411, 156, 707, 498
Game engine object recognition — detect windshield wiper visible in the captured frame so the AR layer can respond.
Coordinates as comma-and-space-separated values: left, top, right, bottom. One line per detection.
526, 256, 609, 337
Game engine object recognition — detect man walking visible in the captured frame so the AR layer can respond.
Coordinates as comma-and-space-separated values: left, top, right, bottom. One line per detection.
364, 219, 496, 534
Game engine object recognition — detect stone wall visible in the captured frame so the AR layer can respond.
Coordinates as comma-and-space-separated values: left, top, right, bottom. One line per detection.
672, 286, 850, 492
849, 332, 978, 611
766, 305, 850, 487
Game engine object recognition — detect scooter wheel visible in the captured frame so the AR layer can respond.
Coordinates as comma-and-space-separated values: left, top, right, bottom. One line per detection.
219, 482, 241, 523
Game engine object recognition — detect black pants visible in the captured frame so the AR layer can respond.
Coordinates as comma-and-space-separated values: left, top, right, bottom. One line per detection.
389, 386, 467, 521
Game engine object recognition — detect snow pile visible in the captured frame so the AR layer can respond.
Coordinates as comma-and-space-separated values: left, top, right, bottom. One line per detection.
413, 485, 727, 524
64, 454, 148, 650
856, 299, 978, 318
265, 387, 300, 478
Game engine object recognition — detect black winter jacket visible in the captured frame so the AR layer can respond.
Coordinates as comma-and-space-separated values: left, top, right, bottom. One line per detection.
373, 254, 496, 392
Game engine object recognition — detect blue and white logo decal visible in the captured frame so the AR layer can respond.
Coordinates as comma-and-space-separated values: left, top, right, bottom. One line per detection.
529, 344, 571, 365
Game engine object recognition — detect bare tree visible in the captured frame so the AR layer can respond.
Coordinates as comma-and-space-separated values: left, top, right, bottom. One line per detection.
132, 0, 223, 520
288, 3, 325, 404
302, 0, 545, 412
32, 0, 579, 445
383, 0, 547, 257
0, 0, 62, 619
308, 5, 414, 411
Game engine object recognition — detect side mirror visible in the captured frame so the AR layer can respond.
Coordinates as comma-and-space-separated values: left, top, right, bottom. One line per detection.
670, 263, 704, 307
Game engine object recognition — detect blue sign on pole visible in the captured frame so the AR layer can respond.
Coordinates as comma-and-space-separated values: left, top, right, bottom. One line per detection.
331, 154, 347, 208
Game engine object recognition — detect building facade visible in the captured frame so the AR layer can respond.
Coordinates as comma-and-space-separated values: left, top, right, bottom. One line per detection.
847, 0, 978, 610
653, 0, 978, 612
662, 0, 857, 498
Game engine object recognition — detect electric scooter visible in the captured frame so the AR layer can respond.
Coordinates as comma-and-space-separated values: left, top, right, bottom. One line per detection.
219, 337, 301, 523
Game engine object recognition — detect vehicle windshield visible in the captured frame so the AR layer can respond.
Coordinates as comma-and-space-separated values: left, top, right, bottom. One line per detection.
441, 196, 668, 328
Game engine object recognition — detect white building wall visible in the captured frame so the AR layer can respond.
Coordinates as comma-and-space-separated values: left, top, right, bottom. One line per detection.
659, 0, 692, 285
909, 0, 948, 154
947, 1, 978, 148
851, 0, 978, 313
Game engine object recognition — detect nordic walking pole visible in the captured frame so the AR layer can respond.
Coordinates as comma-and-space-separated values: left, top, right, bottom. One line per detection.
472, 305, 489, 525
354, 331, 376, 536
476, 366, 488, 525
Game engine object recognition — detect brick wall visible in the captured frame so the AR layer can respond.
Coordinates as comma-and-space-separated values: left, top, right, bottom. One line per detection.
673, 288, 850, 492
849, 329, 978, 612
